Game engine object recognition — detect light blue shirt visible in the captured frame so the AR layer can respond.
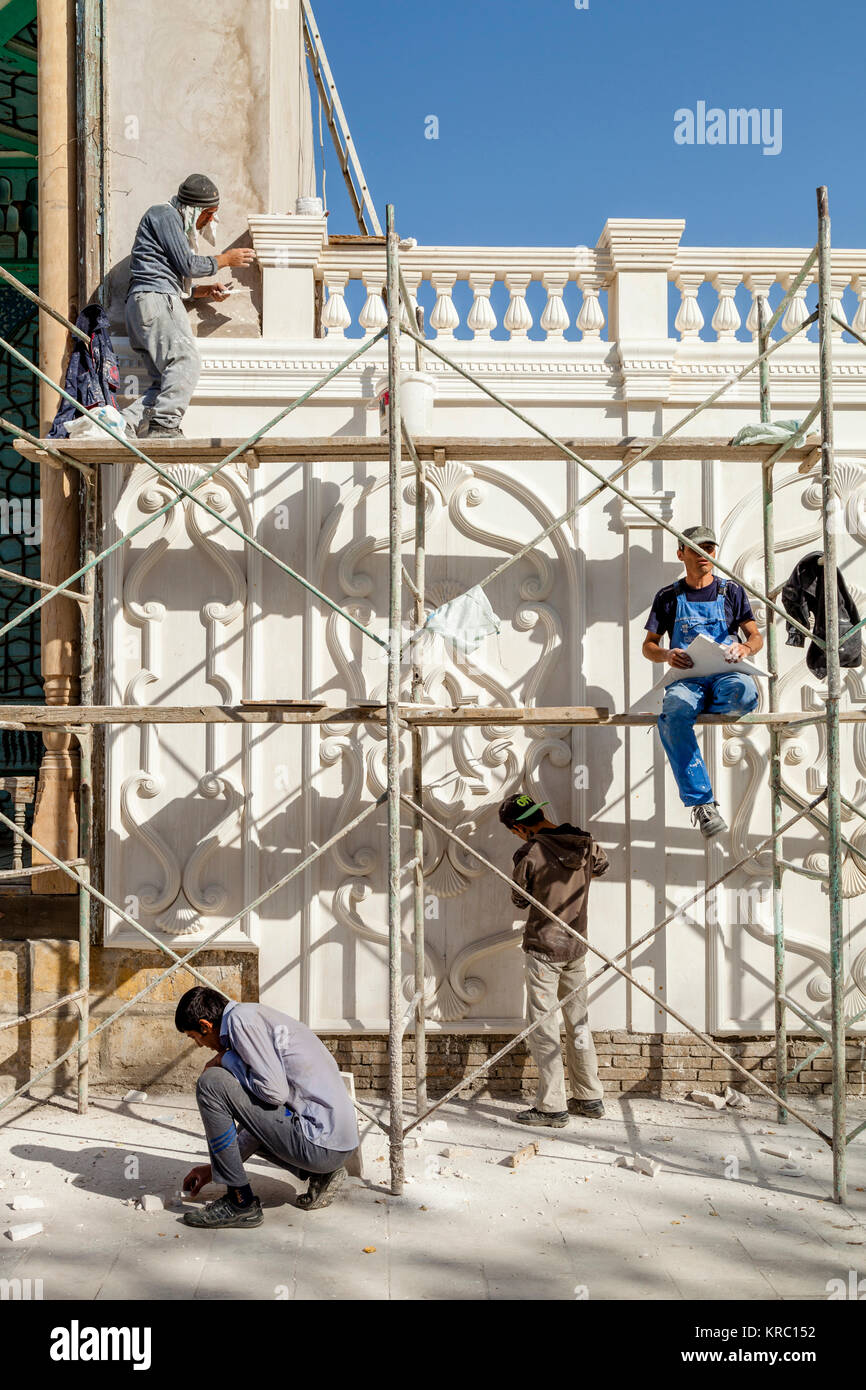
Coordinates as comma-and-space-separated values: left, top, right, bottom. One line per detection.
219, 1001, 359, 1153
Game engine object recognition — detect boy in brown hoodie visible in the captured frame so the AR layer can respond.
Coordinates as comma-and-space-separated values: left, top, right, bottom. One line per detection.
499, 793, 609, 1127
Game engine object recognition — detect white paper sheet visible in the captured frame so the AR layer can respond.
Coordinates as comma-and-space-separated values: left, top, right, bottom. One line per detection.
632, 634, 767, 716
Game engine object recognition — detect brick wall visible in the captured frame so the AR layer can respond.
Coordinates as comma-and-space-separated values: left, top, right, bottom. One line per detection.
322, 1032, 866, 1098
1, 941, 862, 1098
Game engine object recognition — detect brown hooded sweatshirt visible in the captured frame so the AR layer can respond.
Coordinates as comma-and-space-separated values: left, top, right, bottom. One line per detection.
510, 823, 610, 964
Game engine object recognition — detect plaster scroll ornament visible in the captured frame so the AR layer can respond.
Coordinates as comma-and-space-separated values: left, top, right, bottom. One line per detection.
118, 469, 250, 938
718, 468, 866, 897
705, 473, 866, 1021
802, 460, 866, 542
315, 460, 576, 1020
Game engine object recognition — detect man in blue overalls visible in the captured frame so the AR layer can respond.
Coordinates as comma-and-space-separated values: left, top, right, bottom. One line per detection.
642, 525, 763, 838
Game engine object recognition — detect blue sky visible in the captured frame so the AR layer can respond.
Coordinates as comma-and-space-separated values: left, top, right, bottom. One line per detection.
312, 0, 865, 250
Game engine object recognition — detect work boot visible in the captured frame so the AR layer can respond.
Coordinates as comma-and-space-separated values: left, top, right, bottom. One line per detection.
568, 1098, 605, 1118
691, 802, 727, 839
514, 1107, 568, 1128
296, 1165, 347, 1211
143, 420, 184, 439
183, 1193, 264, 1229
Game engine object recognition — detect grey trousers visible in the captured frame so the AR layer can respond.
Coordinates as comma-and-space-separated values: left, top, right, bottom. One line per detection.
196, 1067, 351, 1190
124, 290, 199, 429
525, 953, 604, 1112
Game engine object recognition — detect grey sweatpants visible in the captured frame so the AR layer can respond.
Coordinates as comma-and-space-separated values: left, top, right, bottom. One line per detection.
196, 1067, 352, 1190
525, 953, 604, 1112
124, 290, 199, 429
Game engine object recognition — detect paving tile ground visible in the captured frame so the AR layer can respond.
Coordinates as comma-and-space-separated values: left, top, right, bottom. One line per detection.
1, 1088, 865, 1301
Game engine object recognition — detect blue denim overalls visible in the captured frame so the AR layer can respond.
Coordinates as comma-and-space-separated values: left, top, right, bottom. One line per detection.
657, 579, 759, 806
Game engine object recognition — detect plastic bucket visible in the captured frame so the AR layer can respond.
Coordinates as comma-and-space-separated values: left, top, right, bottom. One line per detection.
375, 371, 435, 437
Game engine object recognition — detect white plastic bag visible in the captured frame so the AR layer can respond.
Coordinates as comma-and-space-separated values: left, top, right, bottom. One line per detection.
66, 404, 129, 440
415, 585, 501, 659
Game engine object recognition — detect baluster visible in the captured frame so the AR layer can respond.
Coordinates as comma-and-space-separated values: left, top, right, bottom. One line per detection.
575, 272, 605, 339
540, 273, 570, 339
674, 273, 706, 339
780, 272, 812, 334
467, 272, 497, 338
321, 274, 352, 338
359, 273, 388, 335
710, 273, 742, 341
853, 276, 866, 337
829, 276, 850, 337
400, 270, 422, 333
744, 275, 775, 342
429, 274, 460, 338
503, 273, 533, 338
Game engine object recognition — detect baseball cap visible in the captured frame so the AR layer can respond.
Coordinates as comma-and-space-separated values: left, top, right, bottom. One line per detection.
680, 525, 717, 552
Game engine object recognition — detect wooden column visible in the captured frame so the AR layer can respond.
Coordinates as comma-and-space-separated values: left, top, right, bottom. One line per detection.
31, 0, 79, 892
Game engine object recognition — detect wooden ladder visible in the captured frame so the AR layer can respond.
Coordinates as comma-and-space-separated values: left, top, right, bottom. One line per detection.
301, 0, 383, 237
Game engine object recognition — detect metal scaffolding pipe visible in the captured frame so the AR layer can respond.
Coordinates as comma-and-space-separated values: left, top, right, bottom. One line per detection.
476, 315, 820, 600
817, 185, 848, 1204
0, 330, 387, 643
400, 323, 823, 649
0, 334, 387, 651
758, 293, 788, 1126
0, 797, 389, 1120
3, 168, 858, 1196
385, 206, 405, 1193
402, 796, 829, 1142
404, 410, 429, 1116
399, 795, 825, 1130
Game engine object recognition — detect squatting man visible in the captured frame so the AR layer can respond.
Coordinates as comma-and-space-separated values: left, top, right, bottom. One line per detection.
176, 987, 359, 1228
124, 173, 256, 439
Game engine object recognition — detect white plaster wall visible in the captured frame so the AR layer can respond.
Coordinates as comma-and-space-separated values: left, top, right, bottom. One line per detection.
100, 328, 866, 1039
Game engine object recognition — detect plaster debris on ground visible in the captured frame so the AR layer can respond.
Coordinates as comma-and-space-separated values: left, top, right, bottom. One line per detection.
0, 1088, 864, 1299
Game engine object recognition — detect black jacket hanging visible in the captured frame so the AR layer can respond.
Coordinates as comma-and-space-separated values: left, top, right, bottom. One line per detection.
47, 304, 121, 438
781, 550, 862, 679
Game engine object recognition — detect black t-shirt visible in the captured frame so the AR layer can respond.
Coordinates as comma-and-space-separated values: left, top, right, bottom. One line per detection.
645, 577, 754, 643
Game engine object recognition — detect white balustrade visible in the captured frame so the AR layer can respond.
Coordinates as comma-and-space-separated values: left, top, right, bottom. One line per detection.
317, 244, 607, 342
312, 233, 866, 350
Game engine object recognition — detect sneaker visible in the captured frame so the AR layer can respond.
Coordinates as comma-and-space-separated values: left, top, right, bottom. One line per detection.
296, 1165, 347, 1211
514, 1107, 569, 1129
690, 802, 727, 839
183, 1193, 264, 1229
568, 1098, 605, 1118
143, 420, 184, 439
